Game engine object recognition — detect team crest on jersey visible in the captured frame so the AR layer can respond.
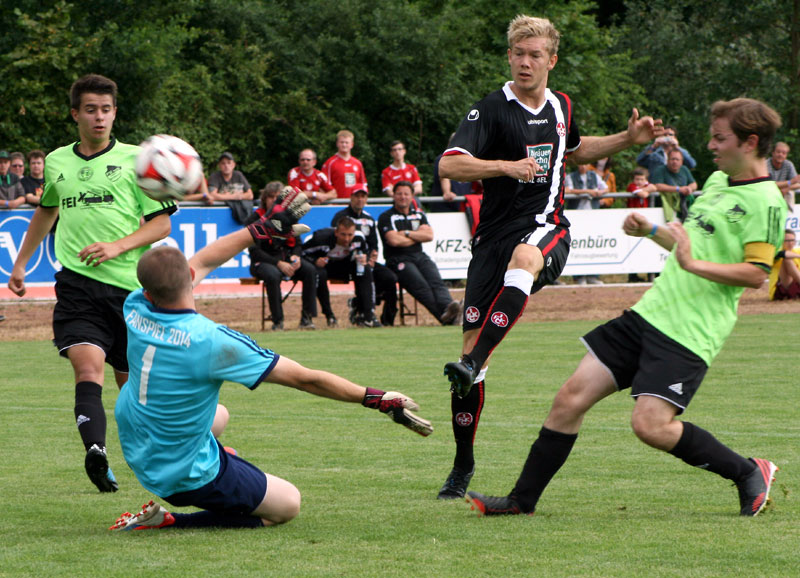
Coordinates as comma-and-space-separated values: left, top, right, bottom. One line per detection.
467, 109, 480, 121
491, 311, 509, 327
78, 167, 93, 181
726, 204, 746, 223
105, 165, 122, 182
455, 412, 474, 427
556, 122, 566, 138
526, 144, 553, 176
465, 306, 480, 324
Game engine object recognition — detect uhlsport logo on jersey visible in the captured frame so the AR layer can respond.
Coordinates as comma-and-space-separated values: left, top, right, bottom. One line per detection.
467, 109, 480, 121
527, 144, 553, 176
455, 412, 473, 427
491, 311, 509, 327
465, 306, 480, 324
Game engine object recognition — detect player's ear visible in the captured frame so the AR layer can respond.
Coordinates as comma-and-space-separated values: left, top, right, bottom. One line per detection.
189, 267, 196, 283
548, 53, 558, 70
143, 289, 154, 304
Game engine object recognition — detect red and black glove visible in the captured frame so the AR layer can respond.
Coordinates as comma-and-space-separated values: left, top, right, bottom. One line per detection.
247, 187, 311, 244
362, 387, 433, 437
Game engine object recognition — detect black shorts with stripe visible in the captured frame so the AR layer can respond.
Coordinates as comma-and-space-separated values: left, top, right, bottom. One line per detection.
52, 267, 130, 373
582, 309, 708, 414
462, 223, 570, 331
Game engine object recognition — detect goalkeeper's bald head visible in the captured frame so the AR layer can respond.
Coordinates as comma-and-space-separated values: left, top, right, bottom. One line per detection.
138, 245, 193, 307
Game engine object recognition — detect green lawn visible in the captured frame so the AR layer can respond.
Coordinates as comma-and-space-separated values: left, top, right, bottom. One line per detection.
1, 315, 797, 577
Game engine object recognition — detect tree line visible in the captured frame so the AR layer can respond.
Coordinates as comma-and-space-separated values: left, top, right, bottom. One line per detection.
2, 0, 798, 192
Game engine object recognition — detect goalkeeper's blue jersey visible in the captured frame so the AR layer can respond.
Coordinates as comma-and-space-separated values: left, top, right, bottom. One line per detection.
115, 289, 278, 497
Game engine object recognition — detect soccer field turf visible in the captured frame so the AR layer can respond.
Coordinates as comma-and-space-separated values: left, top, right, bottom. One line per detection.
1, 315, 797, 577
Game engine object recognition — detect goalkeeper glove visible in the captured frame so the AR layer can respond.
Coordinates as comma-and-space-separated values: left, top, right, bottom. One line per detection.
247, 187, 311, 243
362, 387, 433, 437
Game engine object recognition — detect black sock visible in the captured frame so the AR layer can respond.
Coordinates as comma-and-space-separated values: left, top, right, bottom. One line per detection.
171, 510, 264, 529
668, 421, 756, 481
511, 426, 578, 513
451, 380, 485, 471
74, 381, 106, 451
469, 286, 528, 369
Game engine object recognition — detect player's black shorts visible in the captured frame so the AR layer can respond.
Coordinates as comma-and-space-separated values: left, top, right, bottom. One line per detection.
164, 441, 268, 515
462, 223, 570, 331
52, 267, 130, 373
582, 309, 708, 414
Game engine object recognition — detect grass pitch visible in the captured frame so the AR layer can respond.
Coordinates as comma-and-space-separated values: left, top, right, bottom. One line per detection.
0, 315, 797, 577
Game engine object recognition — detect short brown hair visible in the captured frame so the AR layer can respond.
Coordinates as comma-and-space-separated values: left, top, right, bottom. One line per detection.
710, 98, 781, 159
507, 15, 560, 55
70, 74, 117, 110
633, 167, 649, 178
392, 180, 414, 194
27, 149, 45, 162
137, 246, 192, 306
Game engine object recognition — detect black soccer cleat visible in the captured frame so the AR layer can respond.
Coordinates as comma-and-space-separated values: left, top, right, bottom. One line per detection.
85, 444, 119, 493
466, 491, 531, 517
736, 458, 778, 517
444, 355, 478, 398
437, 466, 475, 500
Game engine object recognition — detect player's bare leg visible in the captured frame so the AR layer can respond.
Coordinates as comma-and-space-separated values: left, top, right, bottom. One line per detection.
251, 473, 302, 526
68, 344, 119, 492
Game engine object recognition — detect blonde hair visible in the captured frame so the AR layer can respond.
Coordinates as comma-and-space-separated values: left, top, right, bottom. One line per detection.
507, 14, 560, 55
336, 130, 354, 142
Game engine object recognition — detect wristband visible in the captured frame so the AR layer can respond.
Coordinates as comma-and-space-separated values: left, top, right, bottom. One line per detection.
362, 387, 386, 409
647, 224, 658, 238
675, 186, 680, 193
4, 200, 8, 208
404, 230, 410, 238
312, 192, 317, 199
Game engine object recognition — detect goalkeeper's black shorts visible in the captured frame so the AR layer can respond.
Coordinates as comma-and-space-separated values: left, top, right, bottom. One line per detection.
462, 223, 570, 332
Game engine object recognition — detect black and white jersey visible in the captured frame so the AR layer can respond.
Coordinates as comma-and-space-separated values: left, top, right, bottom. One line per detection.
301, 227, 369, 263
377, 206, 429, 259
331, 206, 379, 253
445, 83, 581, 241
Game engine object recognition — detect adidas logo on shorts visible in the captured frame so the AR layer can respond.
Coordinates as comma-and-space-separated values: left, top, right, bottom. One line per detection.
668, 383, 684, 396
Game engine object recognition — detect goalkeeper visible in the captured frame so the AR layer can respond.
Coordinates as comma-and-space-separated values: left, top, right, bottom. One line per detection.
110, 194, 431, 531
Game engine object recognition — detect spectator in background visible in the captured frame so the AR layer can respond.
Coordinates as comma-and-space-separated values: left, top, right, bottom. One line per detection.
322, 130, 367, 199
288, 148, 337, 205
593, 157, 616, 208
0, 150, 25, 209
21, 149, 46, 206
9, 152, 25, 179
246, 182, 318, 331
331, 188, 399, 326
651, 149, 697, 222
565, 164, 607, 285
303, 217, 382, 328
208, 152, 254, 224
766, 141, 800, 209
637, 125, 697, 175
769, 229, 800, 300
626, 168, 657, 282
378, 181, 461, 325
382, 140, 422, 196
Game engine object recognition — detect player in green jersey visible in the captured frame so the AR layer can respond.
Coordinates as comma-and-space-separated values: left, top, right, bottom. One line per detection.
7, 74, 176, 493
465, 98, 786, 518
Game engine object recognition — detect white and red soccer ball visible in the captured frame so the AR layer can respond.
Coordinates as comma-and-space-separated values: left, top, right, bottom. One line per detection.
135, 134, 203, 202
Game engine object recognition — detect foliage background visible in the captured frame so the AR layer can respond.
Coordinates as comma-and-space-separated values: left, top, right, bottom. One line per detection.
1, 0, 799, 191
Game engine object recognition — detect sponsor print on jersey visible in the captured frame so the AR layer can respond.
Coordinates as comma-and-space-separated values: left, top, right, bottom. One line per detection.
465, 306, 480, 324
345, 172, 356, 186
455, 412, 474, 427
491, 311, 509, 327
106, 165, 122, 182
527, 144, 553, 177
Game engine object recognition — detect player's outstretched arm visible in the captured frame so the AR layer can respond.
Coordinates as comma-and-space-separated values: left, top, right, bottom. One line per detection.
572, 108, 664, 164
268, 356, 433, 436
7, 206, 59, 296
189, 227, 254, 286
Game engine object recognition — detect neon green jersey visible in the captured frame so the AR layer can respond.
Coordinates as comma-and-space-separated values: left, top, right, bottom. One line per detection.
42, 139, 176, 291
633, 171, 785, 365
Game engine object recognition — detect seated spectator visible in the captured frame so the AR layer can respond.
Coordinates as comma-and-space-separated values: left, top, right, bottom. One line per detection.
21, 150, 45, 206
245, 182, 318, 331
593, 157, 617, 208
0, 150, 25, 210
288, 148, 337, 204
650, 149, 697, 222
9, 152, 25, 179
378, 181, 461, 325
769, 229, 800, 300
321, 130, 367, 199
208, 152, 254, 224
766, 141, 800, 209
381, 141, 422, 196
303, 217, 382, 328
331, 188, 399, 326
565, 164, 607, 285
636, 125, 697, 174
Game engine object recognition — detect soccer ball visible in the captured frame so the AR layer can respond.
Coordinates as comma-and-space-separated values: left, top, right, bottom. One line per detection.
135, 134, 204, 202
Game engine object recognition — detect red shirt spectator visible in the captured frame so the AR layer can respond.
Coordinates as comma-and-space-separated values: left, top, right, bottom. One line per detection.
382, 140, 422, 195
321, 130, 367, 199
288, 148, 336, 204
